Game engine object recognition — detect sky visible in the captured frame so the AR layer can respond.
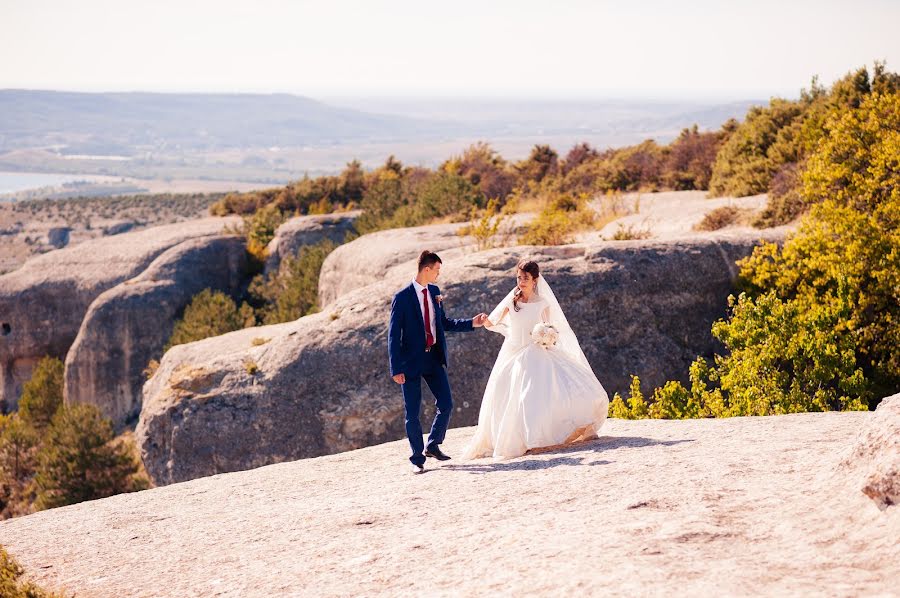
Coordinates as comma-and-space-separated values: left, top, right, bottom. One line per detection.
2, 0, 899, 100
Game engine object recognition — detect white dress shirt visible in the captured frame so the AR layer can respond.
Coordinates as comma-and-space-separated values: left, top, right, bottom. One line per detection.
411, 279, 437, 340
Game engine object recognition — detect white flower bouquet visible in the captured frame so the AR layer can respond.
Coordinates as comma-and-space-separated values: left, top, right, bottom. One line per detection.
531, 322, 559, 349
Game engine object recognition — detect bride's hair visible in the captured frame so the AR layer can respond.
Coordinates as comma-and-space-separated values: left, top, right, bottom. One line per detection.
513, 260, 540, 312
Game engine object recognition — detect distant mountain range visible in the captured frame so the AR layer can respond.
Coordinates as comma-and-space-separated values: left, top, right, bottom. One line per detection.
0, 90, 763, 156
0, 90, 442, 155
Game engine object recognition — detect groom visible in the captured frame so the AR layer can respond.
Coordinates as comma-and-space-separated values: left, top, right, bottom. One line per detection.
388, 250, 487, 473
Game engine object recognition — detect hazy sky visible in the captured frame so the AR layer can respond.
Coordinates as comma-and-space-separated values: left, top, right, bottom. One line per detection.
3, 0, 899, 99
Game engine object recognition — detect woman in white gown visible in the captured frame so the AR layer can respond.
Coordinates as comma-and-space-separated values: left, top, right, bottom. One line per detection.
463, 260, 609, 459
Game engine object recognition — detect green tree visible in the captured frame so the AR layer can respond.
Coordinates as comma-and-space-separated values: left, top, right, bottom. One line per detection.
165, 289, 256, 352
250, 239, 337, 324
355, 173, 405, 234
33, 404, 146, 510
414, 171, 483, 221
17, 357, 64, 431
517, 144, 559, 183
0, 414, 38, 518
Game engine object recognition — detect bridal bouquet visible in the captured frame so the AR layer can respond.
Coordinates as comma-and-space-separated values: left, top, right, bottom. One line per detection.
531, 322, 559, 349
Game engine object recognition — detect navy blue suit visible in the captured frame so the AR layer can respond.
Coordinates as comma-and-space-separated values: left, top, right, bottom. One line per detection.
389, 282, 473, 465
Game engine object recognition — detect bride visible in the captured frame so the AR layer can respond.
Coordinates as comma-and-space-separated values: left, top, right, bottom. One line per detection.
463, 260, 609, 459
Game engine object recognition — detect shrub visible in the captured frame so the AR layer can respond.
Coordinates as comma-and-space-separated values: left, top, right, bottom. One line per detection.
33, 403, 147, 510
0, 545, 63, 598
663, 125, 724, 190
802, 92, 900, 214
519, 193, 595, 246
250, 239, 337, 324
517, 144, 559, 183
165, 289, 255, 352
640, 88, 899, 417
694, 206, 753, 231
414, 171, 483, 222
17, 356, 64, 431
354, 173, 406, 234
610, 222, 651, 240
458, 198, 516, 250
754, 162, 806, 227
708, 98, 806, 197
447, 142, 518, 202
244, 203, 286, 261
608, 376, 649, 419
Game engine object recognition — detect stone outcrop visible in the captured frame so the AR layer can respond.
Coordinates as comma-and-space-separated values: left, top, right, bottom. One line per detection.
0, 217, 238, 411
5, 412, 897, 597
46, 227, 71, 248
137, 233, 783, 485
64, 235, 249, 427
264, 212, 360, 274
841, 393, 900, 510
316, 221, 476, 307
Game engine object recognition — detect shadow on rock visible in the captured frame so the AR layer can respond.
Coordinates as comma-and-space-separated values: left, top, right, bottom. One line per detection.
440, 456, 613, 473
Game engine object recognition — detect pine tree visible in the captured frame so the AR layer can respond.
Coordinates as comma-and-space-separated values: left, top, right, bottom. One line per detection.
33, 404, 144, 510
17, 356, 64, 431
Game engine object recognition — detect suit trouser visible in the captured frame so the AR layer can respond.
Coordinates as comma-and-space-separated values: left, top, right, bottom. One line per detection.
401, 349, 453, 466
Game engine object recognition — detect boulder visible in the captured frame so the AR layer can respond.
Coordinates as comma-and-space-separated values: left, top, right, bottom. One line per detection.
841, 393, 900, 510
0, 216, 239, 411
46, 226, 71, 248
102, 221, 138, 236
138, 232, 782, 485
64, 235, 249, 427
317, 221, 475, 307
264, 212, 360, 274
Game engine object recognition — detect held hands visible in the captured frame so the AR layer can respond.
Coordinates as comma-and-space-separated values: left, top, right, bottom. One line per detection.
472, 313, 489, 327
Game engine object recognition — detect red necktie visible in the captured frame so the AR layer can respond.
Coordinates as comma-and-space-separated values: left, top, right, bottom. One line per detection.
422, 288, 435, 348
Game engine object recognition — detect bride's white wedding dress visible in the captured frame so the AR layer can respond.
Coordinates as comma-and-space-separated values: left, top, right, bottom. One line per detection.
463, 277, 609, 459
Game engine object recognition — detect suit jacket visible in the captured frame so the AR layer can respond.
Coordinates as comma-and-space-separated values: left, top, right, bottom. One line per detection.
388, 282, 473, 377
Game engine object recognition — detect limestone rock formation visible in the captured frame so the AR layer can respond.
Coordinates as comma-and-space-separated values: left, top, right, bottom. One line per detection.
0, 217, 238, 411
64, 235, 249, 427
4, 413, 898, 597
137, 233, 782, 485
317, 221, 475, 307
264, 212, 360, 274
841, 393, 900, 510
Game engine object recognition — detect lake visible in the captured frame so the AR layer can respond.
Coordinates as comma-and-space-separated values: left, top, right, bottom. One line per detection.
0, 171, 112, 196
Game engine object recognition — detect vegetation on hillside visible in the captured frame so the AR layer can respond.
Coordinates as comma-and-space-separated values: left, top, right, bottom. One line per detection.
0, 358, 148, 519
709, 62, 900, 225
611, 86, 900, 418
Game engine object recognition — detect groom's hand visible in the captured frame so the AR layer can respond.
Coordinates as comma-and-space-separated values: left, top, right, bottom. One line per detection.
392, 373, 406, 384
472, 313, 488, 327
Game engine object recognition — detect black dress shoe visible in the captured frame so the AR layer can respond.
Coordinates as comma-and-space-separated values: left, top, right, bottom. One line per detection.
425, 447, 451, 461
411, 463, 425, 474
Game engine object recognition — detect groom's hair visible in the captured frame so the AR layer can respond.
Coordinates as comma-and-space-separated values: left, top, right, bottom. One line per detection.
418, 250, 442, 271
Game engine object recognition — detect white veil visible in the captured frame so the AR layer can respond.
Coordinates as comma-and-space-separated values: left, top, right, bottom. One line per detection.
487, 274, 594, 374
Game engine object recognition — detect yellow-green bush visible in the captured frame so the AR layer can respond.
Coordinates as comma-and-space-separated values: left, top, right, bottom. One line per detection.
519, 192, 595, 246
164, 289, 256, 352
0, 545, 64, 597
616, 87, 899, 418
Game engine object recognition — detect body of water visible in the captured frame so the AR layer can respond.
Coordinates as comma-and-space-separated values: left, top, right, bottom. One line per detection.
0, 171, 112, 196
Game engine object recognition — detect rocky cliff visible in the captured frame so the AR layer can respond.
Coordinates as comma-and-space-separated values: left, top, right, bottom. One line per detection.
136, 233, 783, 485
64, 235, 249, 427
0, 217, 238, 411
